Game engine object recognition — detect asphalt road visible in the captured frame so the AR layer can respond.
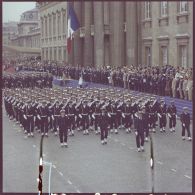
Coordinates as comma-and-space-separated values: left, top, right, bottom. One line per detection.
3, 107, 192, 193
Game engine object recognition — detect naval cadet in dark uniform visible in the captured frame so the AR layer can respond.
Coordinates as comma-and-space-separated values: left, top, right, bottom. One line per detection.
38, 100, 49, 136
167, 100, 177, 132
134, 109, 145, 152
58, 109, 69, 147
180, 107, 192, 141
24, 99, 36, 137
158, 99, 167, 132
99, 107, 110, 145
121, 99, 133, 133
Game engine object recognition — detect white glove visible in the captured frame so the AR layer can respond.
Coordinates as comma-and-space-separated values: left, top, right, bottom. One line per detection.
182, 123, 185, 127
135, 131, 138, 136
37, 115, 41, 120
23, 115, 27, 120
79, 114, 82, 118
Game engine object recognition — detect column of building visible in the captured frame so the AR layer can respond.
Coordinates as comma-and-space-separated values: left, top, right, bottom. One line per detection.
60, 9, 63, 61
94, 2, 104, 67
103, 1, 110, 67
56, 10, 59, 61
83, 1, 93, 66
47, 14, 50, 60
110, 2, 125, 67
126, 2, 138, 66
73, 2, 82, 66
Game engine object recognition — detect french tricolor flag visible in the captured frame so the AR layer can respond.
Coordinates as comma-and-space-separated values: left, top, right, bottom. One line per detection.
67, 2, 80, 54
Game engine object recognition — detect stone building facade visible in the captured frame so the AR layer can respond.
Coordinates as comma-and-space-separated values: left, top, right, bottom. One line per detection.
39, 1, 193, 68
6, 5, 41, 58
38, 2, 67, 62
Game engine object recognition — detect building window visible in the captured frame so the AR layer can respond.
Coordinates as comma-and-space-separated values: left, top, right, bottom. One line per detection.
53, 14, 56, 36
161, 46, 168, 66
63, 11, 66, 34
160, 1, 168, 17
58, 14, 61, 36
49, 16, 52, 36
179, 45, 187, 67
58, 47, 61, 61
145, 2, 151, 19
64, 47, 66, 61
179, 1, 188, 13
45, 18, 48, 37
145, 46, 151, 66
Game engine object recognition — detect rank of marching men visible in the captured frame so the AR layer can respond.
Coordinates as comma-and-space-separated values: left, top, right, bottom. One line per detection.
3, 87, 192, 144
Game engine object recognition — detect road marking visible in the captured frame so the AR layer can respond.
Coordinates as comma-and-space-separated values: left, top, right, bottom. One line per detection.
52, 165, 56, 169
157, 161, 163, 165
76, 189, 81, 193
67, 180, 72, 185
43, 153, 46, 157
121, 143, 125, 146
184, 175, 192, 180
33, 145, 36, 148
59, 171, 63, 176
171, 168, 177, 172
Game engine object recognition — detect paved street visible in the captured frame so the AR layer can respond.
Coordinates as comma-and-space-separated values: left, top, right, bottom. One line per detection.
3, 106, 192, 193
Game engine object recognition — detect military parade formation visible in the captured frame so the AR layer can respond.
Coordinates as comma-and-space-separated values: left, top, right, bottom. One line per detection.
3, 72, 53, 89
3, 84, 192, 151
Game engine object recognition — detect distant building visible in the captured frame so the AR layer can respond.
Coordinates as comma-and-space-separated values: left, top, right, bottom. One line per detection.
3, 21, 18, 45
38, 2, 67, 62
4, 4, 41, 58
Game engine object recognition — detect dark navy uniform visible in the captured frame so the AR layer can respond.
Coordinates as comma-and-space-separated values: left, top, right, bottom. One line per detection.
58, 109, 69, 147
167, 101, 177, 132
158, 100, 167, 132
80, 101, 90, 135
51, 102, 61, 135
134, 111, 145, 152
180, 107, 191, 140
99, 108, 110, 144
121, 100, 133, 133
108, 102, 118, 133
38, 101, 49, 136
24, 100, 36, 136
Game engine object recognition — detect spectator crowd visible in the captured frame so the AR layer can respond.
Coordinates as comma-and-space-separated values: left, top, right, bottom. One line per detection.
3, 57, 193, 101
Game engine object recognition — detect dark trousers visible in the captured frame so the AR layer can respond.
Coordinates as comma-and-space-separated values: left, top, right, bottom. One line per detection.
116, 114, 122, 127
41, 117, 48, 133
144, 128, 149, 138
123, 116, 132, 128
59, 129, 68, 143
76, 116, 82, 128
81, 115, 89, 130
101, 127, 108, 140
53, 116, 59, 131
169, 115, 176, 128
68, 116, 75, 130
94, 117, 99, 131
182, 124, 191, 137
27, 116, 34, 133
110, 115, 117, 129
136, 132, 144, 148
159, 115, 166, 128
149, 116, 155, 129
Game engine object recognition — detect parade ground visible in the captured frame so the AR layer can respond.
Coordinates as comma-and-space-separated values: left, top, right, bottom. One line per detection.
3, 105, 192, 193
